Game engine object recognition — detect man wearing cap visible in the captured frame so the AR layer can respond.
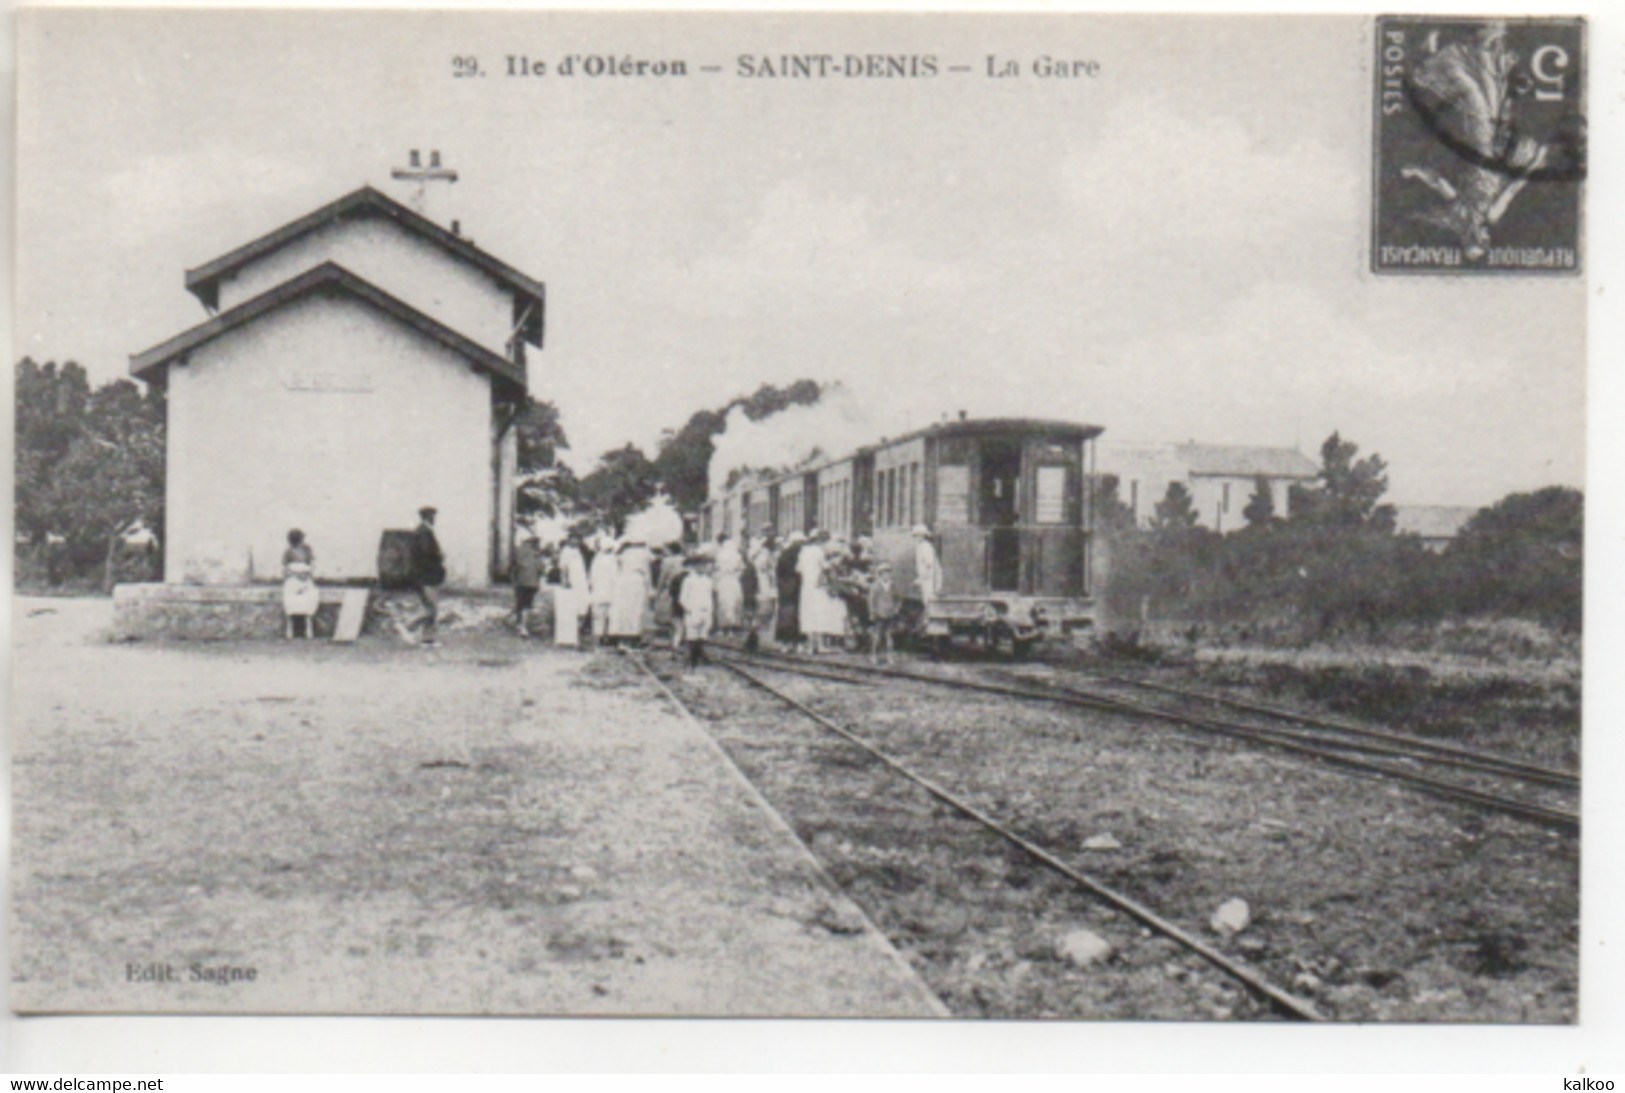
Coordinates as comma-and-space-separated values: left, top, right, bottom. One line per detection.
509, 529, 545, 635
411, 506, 446, 645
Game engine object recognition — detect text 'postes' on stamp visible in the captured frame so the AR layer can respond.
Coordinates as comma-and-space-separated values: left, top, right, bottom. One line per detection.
1372, 16, 1584, 276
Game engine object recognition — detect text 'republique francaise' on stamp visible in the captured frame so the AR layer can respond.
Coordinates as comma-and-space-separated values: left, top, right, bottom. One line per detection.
1372, 15, 1585, 276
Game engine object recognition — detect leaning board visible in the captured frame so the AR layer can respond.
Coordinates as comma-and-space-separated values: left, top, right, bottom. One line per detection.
333, 588, 369, 643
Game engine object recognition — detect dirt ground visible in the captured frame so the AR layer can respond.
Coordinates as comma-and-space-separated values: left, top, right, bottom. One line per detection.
660, 644, 1579, 1022
8, 596, 944, 1017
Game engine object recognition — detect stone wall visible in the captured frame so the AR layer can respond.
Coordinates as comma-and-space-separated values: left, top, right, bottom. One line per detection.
112, 584, 541, 641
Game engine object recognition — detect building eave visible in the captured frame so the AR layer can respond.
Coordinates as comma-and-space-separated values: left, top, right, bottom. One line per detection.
182, 186, 545, 346
131, 261, 526, 396
1187, 470, 1318, 480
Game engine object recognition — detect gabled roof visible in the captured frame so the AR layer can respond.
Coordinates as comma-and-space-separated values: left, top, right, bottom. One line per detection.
1392, 504, 1478, 540
131, 261, 525, 395
1172, 443, 1319, 479
183, 186, 545, 346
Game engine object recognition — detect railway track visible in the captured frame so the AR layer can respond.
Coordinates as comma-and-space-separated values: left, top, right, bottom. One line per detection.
703, 641, 1580, 834
629, 649, 1325, 1021
1050, 667, 1578, 790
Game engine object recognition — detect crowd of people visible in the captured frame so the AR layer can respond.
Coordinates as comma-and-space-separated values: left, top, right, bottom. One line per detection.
279, 510, 943, 664
506, 522, 943, 669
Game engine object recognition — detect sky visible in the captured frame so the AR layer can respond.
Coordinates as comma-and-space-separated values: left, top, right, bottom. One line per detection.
14, 9, 1588, 507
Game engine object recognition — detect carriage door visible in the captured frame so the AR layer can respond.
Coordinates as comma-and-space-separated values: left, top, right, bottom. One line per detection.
1028, 440, 1084, 597
981, 438, 1022, 592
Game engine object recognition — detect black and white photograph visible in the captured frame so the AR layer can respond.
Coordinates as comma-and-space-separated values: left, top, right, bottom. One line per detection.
6, 4, 1611, 1061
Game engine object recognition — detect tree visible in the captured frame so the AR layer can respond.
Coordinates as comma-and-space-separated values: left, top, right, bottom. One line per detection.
1441, 486, 1583, 629
1150, 481, 1200, 531
512, 396, 569, 475
1090, 474, 1139, 534
650, 407, 728, 512
1241, 475, 1276, 528
576, 443, 659, 533
651, 380, 825, 511
68, 380, 166, 589
15, 360, 167, 590
1290, 431, 1393, 528
1272, 432, 1402, 633
15, 358, 93, 548
509, 396, 577, 519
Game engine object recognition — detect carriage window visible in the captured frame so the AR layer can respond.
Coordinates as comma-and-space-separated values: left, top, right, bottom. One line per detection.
1037, 466, 1067, 524
910, 463, 920, 524
938, 464, 971, 524
884, 469, 895, 527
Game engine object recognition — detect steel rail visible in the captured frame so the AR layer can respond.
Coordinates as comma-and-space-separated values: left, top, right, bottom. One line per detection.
712, 656, 1325, 1022
707, 644, 1579, 834
714, 639, 1575, 788
1087, 671, 1578, 790
992, 670, 1577, 790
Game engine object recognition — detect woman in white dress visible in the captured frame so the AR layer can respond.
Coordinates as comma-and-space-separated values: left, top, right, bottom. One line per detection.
588, 535, 619, 648
281, 529, 319, 640
713, 533, 744, 632
555, 532, 589, 648
609, 538, 653, 645
797, 530, 841, 653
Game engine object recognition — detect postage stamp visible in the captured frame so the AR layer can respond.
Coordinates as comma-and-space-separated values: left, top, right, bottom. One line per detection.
1372, 15, 1586, 275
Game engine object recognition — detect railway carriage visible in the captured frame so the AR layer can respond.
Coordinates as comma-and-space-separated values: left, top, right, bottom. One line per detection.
702, 416, 1103, 653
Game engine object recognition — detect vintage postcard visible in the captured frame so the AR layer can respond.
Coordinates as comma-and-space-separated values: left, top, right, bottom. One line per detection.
9, 5, 1597, 1049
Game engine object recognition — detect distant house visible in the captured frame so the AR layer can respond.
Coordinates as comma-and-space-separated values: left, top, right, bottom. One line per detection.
1392, 505, 1478, 552
130, 181, 545, 588
1098, 441, 1319, 532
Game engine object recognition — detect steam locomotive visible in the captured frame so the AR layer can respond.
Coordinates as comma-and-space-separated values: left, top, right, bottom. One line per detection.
700, 416, 1104, 653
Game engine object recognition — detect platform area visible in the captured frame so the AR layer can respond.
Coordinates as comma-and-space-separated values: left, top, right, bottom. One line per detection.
11, 596, 946, 1017
111, 582, 544, 641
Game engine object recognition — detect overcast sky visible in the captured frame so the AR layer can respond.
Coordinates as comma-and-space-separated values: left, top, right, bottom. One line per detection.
16, 9, 1586, 506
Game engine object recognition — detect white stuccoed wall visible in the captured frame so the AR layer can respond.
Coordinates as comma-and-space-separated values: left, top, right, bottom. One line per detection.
1188, 475, 1298, 532
1096, 444, 1186, 528
212, 217, 515, 356
165, 293, 496, 587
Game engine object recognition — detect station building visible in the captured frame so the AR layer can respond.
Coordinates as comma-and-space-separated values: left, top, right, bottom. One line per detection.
130, 184, 544, 589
